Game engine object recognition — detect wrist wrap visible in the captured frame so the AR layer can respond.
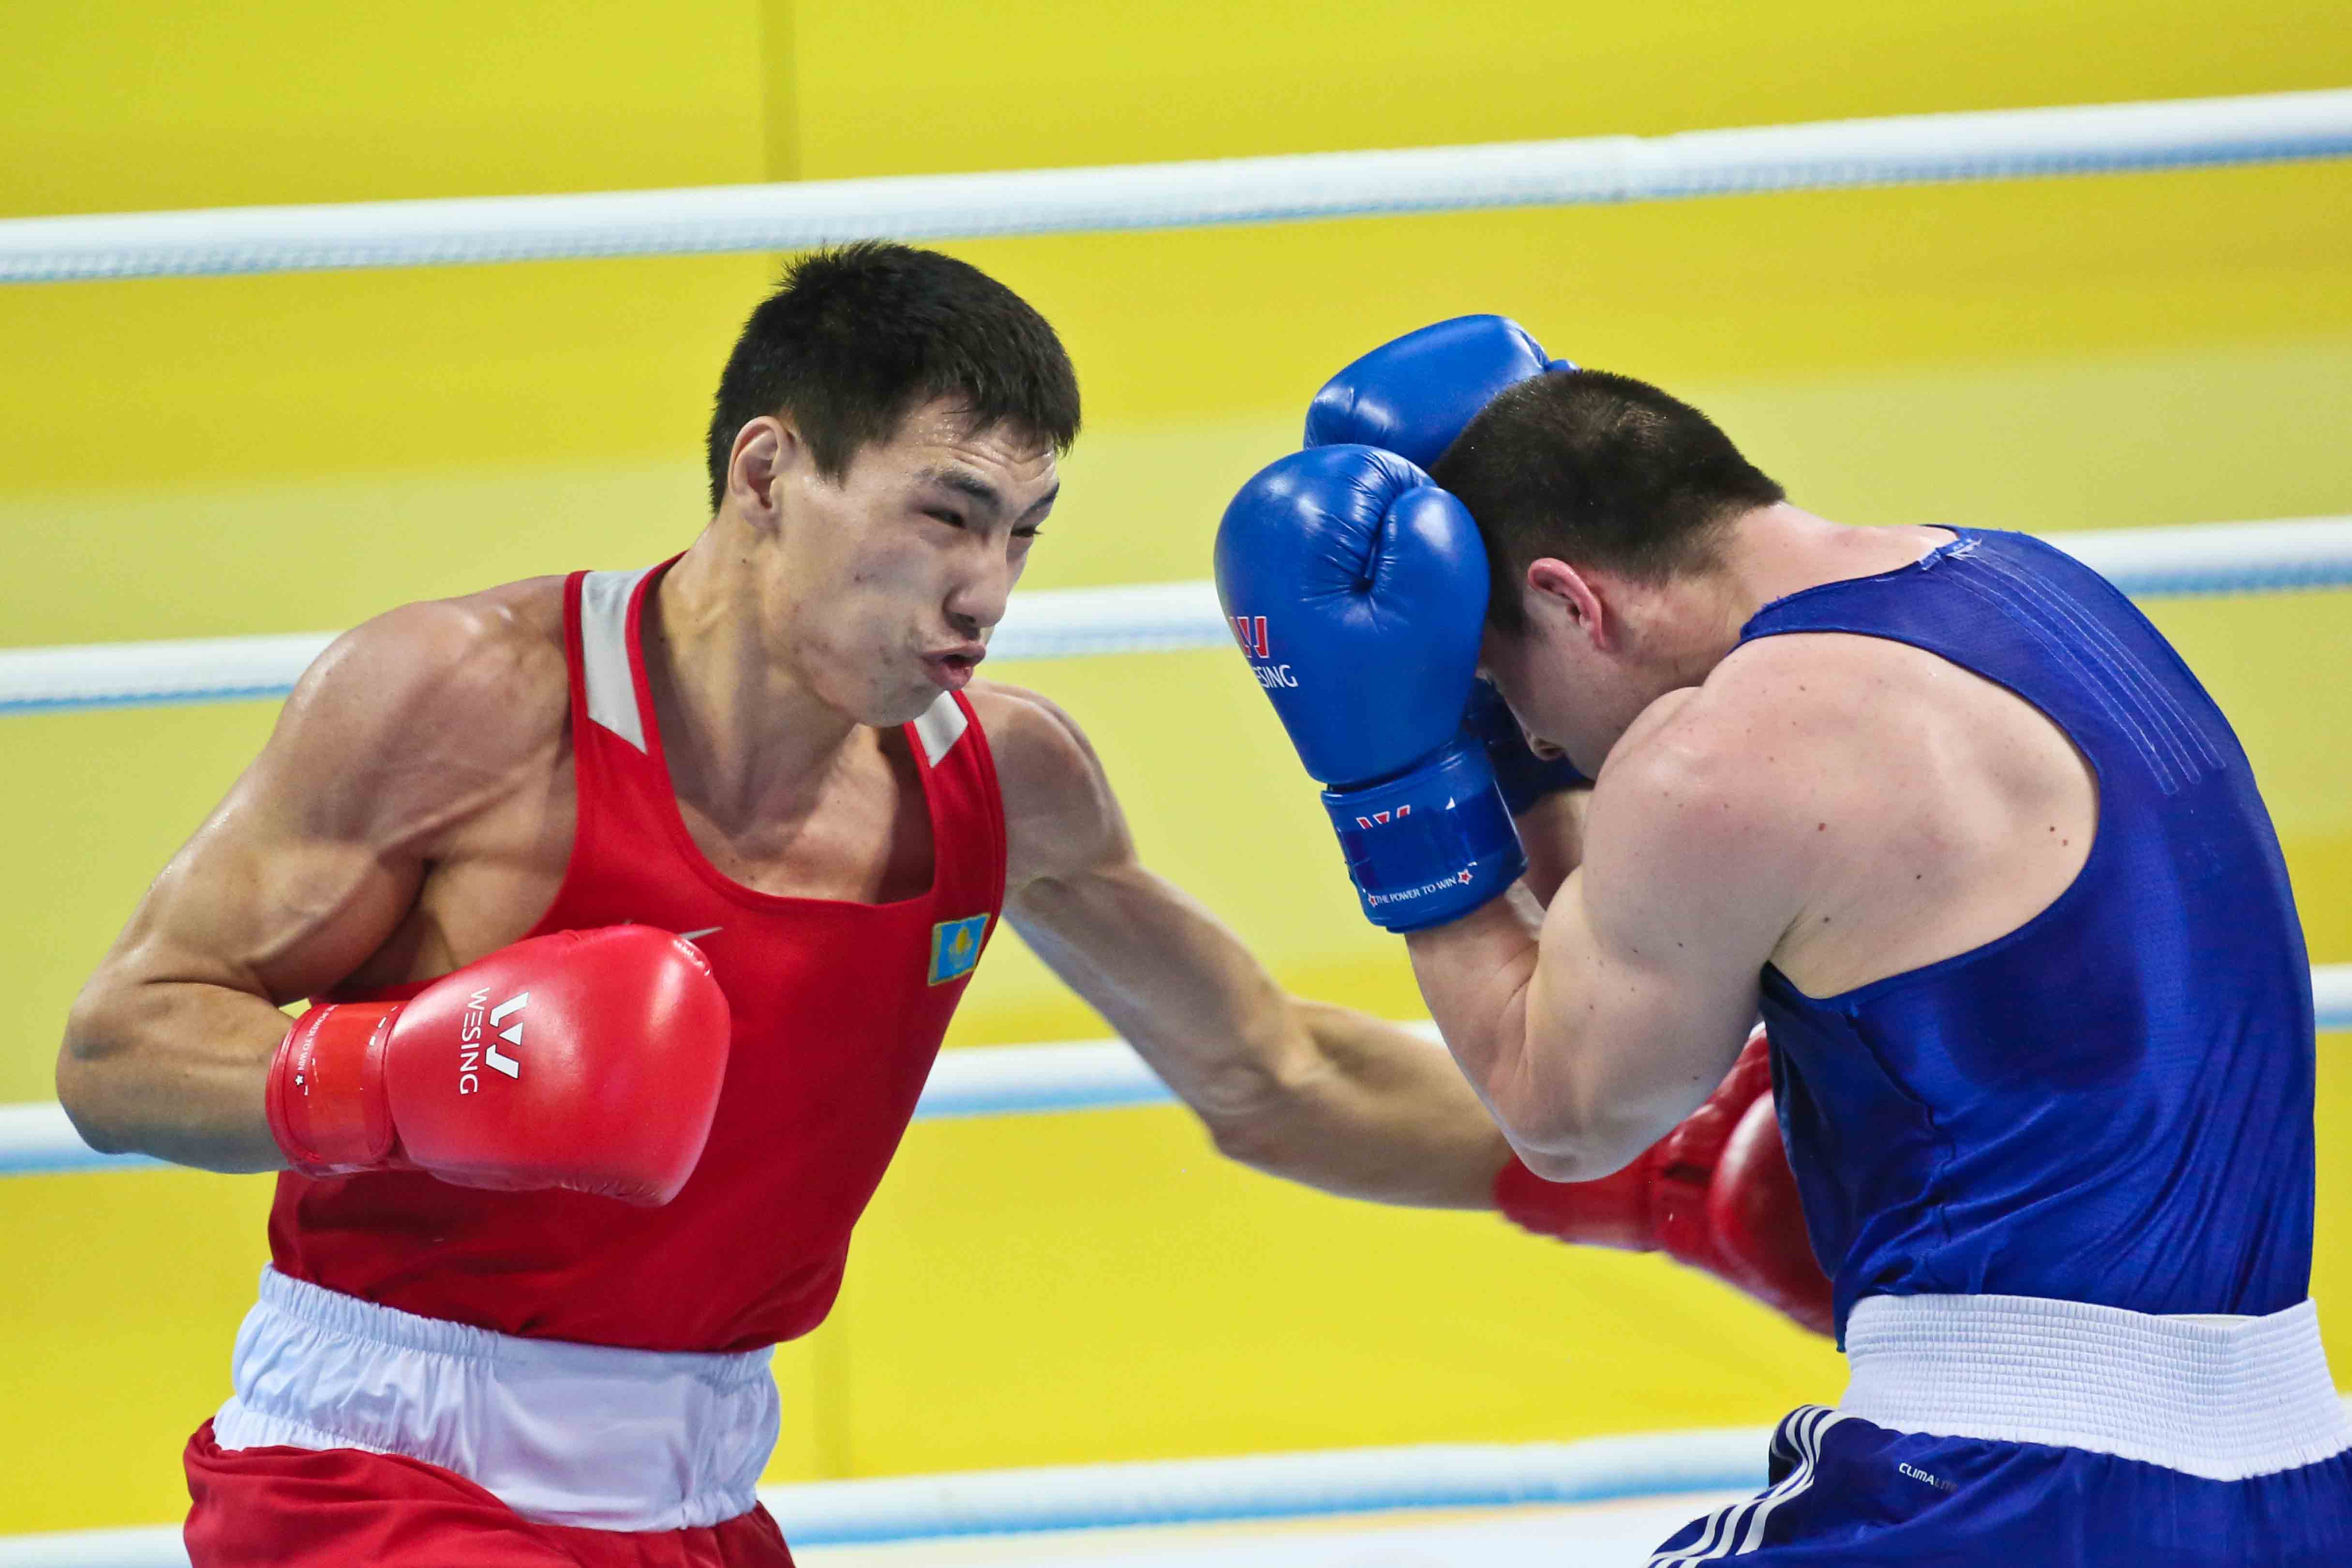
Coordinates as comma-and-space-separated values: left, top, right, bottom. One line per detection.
1323, 737, 1525, 933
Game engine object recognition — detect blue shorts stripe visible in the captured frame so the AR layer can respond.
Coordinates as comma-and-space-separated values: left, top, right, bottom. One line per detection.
1649, 1406, 2352, 1564
1652, 1406, 1846, 1565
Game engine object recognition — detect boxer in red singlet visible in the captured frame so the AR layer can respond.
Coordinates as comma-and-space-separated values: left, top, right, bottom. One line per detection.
60, 244, 1821, 1568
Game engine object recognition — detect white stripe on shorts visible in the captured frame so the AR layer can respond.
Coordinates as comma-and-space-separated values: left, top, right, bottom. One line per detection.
1651, 1405, 1849, 1566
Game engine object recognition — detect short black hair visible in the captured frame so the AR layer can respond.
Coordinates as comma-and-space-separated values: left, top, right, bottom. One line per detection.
705, 241, 1081, 510
1429, 369, 1785, 633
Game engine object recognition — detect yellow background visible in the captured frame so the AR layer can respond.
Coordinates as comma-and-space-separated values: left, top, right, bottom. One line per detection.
3, 0, 2350, 1538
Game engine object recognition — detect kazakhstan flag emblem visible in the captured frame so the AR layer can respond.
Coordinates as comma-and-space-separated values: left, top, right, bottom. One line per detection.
927, 913, 990, 986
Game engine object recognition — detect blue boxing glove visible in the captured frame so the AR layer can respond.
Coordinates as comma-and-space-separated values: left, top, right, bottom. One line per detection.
1215, 444, 1524, 933
1309, 314, 1589, 816
1304, 314, 1576, 467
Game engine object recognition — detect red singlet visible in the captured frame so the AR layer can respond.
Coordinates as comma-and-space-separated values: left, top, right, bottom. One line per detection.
265, 562, 1006, 1352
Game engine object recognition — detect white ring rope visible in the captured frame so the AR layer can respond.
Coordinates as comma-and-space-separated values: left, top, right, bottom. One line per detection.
10, 967, 2352, 1177
0, 1431, 1771, 1567
3, 90, 2350, 284
4, 516, 2351, 716
5, 512, 2349, 1171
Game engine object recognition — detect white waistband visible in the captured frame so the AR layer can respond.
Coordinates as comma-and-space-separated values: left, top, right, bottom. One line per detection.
212, 1267, 780, 1531
1839, 1293, 2352, 1481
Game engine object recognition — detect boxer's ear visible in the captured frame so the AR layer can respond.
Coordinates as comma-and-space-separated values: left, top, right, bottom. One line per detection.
726, 416, 797, 525
1525, 557, 1611, 653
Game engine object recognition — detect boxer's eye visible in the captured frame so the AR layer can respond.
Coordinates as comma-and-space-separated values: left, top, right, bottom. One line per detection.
925, 508, 968, 530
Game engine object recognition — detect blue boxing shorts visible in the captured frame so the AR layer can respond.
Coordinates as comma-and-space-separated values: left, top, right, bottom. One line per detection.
1647, 1294, 2352, 1567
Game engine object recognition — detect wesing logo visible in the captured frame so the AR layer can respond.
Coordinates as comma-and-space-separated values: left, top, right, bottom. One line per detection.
458, 989, 528, 1095
1230, 613, 1296, 689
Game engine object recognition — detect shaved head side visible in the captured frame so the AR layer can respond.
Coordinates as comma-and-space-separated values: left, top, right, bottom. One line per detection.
1430, 370, 1784, 632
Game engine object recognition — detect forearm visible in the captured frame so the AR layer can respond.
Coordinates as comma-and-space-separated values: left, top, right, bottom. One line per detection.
59, 975, 293, 1173
1011, 866, 1508, 1208
1400, 892, 1562, 1165
1206, 998, 1513, 1208
1408, 881, 1760, 1181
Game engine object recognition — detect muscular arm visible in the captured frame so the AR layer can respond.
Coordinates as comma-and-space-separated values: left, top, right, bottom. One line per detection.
58, 597, 562, 1171
979, 683, 1509, 1207
1405, 694, 1806, 1182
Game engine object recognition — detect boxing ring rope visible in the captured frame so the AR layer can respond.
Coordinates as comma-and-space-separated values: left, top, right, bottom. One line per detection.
14, 1411, 2352, 1566
4, 510, 2352, 1174
0, 1431, 1774, 1567
1, 90, 2349, 283
5, 515, 2352, 716
9, 957, 2352, 1178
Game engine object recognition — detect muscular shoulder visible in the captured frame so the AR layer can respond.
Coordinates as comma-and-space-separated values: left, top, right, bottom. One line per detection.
1692, 629, 1999, 804
1636, 636, 1883, 765
302, 579, 566, 740
1593, 632, 1965, 907
265, 576, 573, 840
966, 680, 1129, 885
1590, 641, 1880, 899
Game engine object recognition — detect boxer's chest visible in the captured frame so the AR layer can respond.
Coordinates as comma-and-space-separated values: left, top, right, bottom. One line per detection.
343, 724, 936, 990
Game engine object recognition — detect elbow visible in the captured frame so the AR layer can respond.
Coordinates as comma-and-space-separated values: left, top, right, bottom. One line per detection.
58, 1095, 130, 1158
1192, 1042, 1332, 1180
1495, 1094, 1653, 1187
1181, 1005, 1325, 1171
1186, 1000, 1356, 1180
1196, 1061, 1303, 1175
57, 992, 137, 1155
1511, 1137, 1637, 1186
1203, 1092, 1302, 1176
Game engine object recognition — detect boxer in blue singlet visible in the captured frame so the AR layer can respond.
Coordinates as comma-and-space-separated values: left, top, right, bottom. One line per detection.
1214, 316, 2352, 1565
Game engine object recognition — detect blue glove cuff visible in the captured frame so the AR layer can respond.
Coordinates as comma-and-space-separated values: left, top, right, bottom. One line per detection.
1322, 739, 1526, 934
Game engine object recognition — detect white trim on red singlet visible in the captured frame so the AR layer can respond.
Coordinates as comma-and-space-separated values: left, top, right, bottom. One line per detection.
912, 690, 968, 766
579, 565, 658, 754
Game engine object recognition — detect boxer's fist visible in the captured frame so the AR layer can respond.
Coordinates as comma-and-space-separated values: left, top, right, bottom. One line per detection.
1305, 314, 1574, 468
1306, 319, 1585, 826
1707, 1088, 1830, 1331
1216, 445, 1485, 787
1494, 1029, 1833, 1335
1214, 444, 1522, 930
266, 926, 730, 1207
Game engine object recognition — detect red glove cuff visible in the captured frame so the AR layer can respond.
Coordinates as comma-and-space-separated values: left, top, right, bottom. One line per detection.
266, 1003, 398, 1177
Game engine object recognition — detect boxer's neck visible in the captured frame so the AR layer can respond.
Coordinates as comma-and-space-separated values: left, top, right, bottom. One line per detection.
643, 534, 871, 828
1572, 508, 1959, 727
1671, 506, 1959, 671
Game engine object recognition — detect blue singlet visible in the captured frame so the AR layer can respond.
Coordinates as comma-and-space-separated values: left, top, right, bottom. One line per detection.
1747, 530, 2314, 1333
1646, 528, 2347, 1568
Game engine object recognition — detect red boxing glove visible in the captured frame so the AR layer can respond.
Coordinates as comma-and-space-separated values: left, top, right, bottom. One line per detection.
266, 926, 730, 1207
1494, 1028, 1833, 1335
